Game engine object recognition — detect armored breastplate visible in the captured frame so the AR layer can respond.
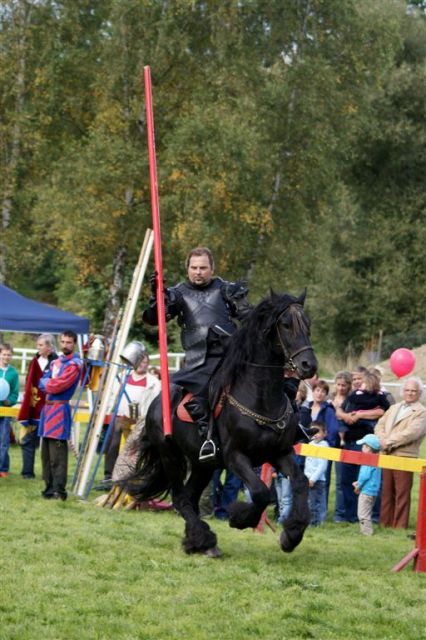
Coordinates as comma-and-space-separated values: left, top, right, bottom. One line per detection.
178, 280, 235, 331
175, 279, 236, 368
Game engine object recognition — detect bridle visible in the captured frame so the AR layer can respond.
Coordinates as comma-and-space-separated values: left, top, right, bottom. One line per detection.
275, 305, 314, 373
276, 328, 314, 373
225, 303, 314, 431
242, 304, 314, 373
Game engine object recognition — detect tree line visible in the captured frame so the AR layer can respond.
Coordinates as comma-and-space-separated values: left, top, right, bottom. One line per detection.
1, 0, 425, 357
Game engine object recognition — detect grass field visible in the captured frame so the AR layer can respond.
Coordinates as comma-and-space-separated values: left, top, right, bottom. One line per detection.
1, 445, 426, 640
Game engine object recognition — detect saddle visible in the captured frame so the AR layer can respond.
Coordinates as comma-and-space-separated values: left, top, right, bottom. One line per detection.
176, 392, 224, 423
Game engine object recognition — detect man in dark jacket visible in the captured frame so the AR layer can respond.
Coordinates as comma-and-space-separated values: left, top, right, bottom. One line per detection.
144, 246, 250, 459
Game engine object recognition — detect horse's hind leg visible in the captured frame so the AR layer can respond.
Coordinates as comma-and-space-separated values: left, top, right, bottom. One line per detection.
225, 451, 271, 529
176, 491, 218, 555
275, 454, 310, 552
184, 464, 215, 515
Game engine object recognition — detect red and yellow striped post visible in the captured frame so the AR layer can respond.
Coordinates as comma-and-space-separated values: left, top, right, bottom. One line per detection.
392, 466, 426, 572
414, 467, 426, 572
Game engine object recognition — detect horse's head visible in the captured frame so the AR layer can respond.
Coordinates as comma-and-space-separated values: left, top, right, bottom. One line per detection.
272, 289, 318, 379
217, 289, 318, 390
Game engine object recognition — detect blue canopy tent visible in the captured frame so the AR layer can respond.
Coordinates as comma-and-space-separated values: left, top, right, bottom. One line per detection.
0, 284, 89, 334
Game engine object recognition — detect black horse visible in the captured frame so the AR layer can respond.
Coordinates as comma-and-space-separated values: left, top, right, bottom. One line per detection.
122, 290, 317, 556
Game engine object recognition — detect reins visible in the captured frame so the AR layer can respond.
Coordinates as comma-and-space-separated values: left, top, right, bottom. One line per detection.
242, 361, 284, 369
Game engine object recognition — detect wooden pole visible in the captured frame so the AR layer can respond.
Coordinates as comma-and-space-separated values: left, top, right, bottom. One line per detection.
144, 65, 172, 437
73, 229, 154, 498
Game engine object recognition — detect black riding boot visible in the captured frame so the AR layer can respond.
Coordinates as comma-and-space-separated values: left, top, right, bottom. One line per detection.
185, 396, 217, 461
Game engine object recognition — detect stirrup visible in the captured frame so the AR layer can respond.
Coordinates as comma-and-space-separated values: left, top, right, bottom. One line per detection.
199, 439, 217, 461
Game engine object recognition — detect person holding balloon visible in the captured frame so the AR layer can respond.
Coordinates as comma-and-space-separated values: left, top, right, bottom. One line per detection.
0, 343, 20, 478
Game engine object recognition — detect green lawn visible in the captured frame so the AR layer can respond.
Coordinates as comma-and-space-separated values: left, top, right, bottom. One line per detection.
1, 445, 425, 640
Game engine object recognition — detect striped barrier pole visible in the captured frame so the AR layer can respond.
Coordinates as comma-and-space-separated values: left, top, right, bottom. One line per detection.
294, 443, 426, 573
293, 443, 426, 474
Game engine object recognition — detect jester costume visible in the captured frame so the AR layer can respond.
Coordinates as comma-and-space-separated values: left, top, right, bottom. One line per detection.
38, 352, 82, 499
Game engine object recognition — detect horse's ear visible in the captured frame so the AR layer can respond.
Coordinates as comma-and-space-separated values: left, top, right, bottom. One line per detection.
269, 287, 277, 298
297, 288, 307, 306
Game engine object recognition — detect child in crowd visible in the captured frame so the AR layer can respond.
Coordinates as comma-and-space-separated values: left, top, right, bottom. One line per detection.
148, 366, 161, 380
304, 420, 329, 526
0, 343, 20, 477
352, 434, 382, 536
275, 472, 292, 525
368, 365, 395, 406
340, 371, 390, 441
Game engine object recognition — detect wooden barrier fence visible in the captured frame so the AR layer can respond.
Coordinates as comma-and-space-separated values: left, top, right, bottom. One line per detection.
258, 444, 426, 573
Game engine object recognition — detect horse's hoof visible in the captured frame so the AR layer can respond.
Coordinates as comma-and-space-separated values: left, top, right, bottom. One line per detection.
205, 546, 222, 559
228, 502, 261, 529
280, 529, 305, 553
280, 531, 296, 553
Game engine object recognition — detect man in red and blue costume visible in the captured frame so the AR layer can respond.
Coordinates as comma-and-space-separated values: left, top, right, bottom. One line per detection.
38, 330, 82, 500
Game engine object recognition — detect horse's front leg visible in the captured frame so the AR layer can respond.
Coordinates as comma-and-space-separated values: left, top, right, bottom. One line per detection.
275, 453, 310, 552
225, 450, 271, 529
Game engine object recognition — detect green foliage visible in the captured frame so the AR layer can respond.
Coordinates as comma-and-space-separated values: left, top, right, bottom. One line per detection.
0, 0, 425, 357
317, 12, 426, 354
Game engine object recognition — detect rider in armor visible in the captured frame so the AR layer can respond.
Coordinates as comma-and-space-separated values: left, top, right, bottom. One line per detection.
143, 246, 251, 460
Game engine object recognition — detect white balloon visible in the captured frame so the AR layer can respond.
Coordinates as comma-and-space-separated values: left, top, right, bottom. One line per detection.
0, 378, 10, 402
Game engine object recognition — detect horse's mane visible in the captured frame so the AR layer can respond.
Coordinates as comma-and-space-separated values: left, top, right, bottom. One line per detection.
215, 291, 307, 390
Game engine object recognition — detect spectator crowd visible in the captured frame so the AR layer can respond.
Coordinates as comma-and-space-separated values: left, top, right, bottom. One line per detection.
1, 339, 426, 537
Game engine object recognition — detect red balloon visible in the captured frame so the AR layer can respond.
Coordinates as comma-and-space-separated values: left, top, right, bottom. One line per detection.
389, 348, 416, 378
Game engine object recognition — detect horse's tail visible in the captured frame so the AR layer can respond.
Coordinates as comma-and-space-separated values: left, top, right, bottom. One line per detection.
120, 435, 169, 501
119, 391, 187, 502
